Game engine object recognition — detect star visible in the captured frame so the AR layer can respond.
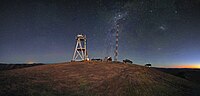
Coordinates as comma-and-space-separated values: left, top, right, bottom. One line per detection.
159, 26, 166, 31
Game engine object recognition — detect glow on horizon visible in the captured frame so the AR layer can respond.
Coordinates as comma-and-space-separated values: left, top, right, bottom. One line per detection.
27, 61, 35, 64
166, 64, 200, 68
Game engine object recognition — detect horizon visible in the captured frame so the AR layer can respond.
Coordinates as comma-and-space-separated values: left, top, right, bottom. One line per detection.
0, 61, 200, 69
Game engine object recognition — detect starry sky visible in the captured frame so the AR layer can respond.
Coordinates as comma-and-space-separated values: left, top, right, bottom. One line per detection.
0, 0, 200, 68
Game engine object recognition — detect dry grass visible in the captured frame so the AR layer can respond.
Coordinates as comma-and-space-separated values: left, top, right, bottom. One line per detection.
0, 61, 196, 96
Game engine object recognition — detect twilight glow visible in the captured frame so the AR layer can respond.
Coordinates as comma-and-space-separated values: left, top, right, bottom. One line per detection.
167, 64, 200, 69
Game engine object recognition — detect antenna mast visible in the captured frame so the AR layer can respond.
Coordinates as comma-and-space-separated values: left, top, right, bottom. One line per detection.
114, 24, 119, 61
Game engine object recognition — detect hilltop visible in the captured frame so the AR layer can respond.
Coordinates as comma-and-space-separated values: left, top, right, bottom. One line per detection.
0, 62, 198, 96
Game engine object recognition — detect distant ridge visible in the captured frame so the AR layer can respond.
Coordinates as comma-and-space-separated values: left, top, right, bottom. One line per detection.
0, 63, 44, 71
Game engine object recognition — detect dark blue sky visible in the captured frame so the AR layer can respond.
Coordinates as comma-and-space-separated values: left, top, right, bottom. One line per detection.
0, 0, 200, 67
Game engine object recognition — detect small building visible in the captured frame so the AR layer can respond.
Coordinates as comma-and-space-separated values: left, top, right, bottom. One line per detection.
104, 57, 112, 62
123, 59, 133, 64
91, 58, 102, 62
145, 64, 152, 67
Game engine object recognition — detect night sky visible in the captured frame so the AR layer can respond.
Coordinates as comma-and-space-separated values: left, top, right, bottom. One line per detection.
0, 0, 200, 68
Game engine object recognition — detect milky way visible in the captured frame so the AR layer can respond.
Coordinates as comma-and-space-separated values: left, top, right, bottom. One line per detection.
105, 8, 128, 57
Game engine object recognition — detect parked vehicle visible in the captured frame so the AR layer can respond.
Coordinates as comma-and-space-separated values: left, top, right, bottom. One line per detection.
123, 59, 133, 64
145, 64, 152, 67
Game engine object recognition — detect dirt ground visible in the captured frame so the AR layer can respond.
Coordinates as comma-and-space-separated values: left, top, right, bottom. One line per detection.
0, 61, 198, 96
